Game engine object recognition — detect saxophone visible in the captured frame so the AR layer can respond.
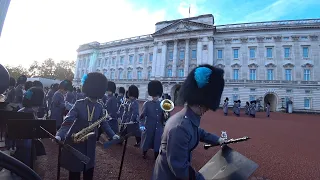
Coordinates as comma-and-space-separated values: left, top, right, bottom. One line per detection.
71, 110, 110, 143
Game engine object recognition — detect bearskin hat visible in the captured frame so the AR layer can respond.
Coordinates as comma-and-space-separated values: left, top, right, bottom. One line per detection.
0, 64, 9, 94
59, 80, 72, 91
119, 87, 125, 94
52, 83, 59, 91
250, 100, 256, 104
125, 91, 129, 99
246, 101, 250, 105
225, 97, 229, 101
25, 81, 34, 91
128, 85, 139, 99
17, 75, 27, 85
178, 64, 225, 111
148, 80, 163, 97
9, 77, 16, 87
22, 87, 45, 108
82, 73, 108, 99
107, 81, 116, 93
238, 100, 241, 103
115, 93, 118, 98
33, 80, 43, 88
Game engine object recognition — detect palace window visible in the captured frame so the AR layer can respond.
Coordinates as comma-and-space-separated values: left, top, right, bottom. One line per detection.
127, 71, 132, 79
112, 57, 116, 65
304, 98, 311, 109
286, 89, 292, 93
120, 56, 124, 65
249, 95, 256, 101
248, 38, 255, 42
139, 54, 143, 64
97, 59, 101, 67
266, 37, 272, 40
167, 69, 172, 77
233, 69, 239, 80
267, 69, 274, 80
179, 50, 185, 60
302, 47, 309, 58
137, 70, 142, 79
118, 70, 123, 79
285, 69, 292, 81
104, 58, 108, 66
168, 51, 173, 60
103, 71, 107, 78
129, 55, 133, 64
233, 49, 239, 59
233, 88, 239, 91
191, 50, 197, 59
266, 48, 273, 58
283, 37, 289, 40
249, 69, 256, 80
232, 94, 239, 101
149, 53, 153, 62
148, 70, 151, 79
284, 47, 290, 58
249, 48, 255, 59
303, 69, 311, 81
217, 49, 223, 59
250, 88, 256, 92
301, 36, 308, 40
178, 69, 184, 77
111, 72, 115, 80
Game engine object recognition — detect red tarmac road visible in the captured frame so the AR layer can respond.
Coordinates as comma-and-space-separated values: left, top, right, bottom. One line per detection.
35, 105, 320, 180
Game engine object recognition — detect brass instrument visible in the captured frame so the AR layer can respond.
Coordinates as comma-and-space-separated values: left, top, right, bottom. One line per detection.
71, 110, 110, 143
160, 99, 174, 122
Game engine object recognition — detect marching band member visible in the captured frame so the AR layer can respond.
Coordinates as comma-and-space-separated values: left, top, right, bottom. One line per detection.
13, 75, 27, 109
50, 80, 72, 130
55, 73, 119, 180
14, 87, 45, 167
76, 88, 85, 100
32, 81, 48, 119
223, 97, 229, 116
5, 77, 16, 103
140, 80, 164, 160
65, 86, 76, 116
46, 83, 59, 110
24, 81, 33, 91
249, 100, 256, 118
245, 101, 250, 115
233, 100, 240, 117
152, 64, 226, 180
105, 81, 119, 134
266, 102, 271, 117
116, 87, 125, 120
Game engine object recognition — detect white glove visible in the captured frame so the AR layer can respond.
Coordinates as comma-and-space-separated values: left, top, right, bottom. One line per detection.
113, 135, 120, 140
218, 138, 226, 145
55, 136, 62, 142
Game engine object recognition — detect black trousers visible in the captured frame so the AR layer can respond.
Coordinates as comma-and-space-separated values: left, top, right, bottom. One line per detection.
69, 168, 94, 180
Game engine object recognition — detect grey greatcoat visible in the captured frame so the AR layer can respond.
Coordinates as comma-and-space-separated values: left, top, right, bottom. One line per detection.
140, 100, 164, 152
46, 89, 55, 110
50, 91, 65, 129
152, 106, 220, 180
250, 103, 256, 116
223, 101, 228, 115
266, 104, 270, 116
234, 102, 240, 115
121, 99, 140, 137
56, 98, 115, 172
105, 94, 119, 134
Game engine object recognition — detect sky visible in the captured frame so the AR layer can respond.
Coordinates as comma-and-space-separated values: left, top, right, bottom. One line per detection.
0, 0, 319, 67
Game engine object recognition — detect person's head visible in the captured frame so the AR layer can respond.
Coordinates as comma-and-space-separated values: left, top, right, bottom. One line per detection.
73, 87, 76, 92
82, 73, 108, 100
76, 88, 81, 93
22, 87, 45, 108
246, 101, 249, 106
24, 81, 34, 91
238, 100, 241, 104
58, 80, 72, 95
225, 97, 229, 101
17, 75, 27, 87
0, 64, 9, 94
106, 81, 116, 95
119, 87, 125, 96
125, 91, 129, 99
128, 85, 139, 100
9, 77, 16, 88
148, 80, 163, 100
52, 83, 59, 91
267, 102, 270, 105
33, 80, 43, 89
115, 93, 118, 98
178, 64, 225, 116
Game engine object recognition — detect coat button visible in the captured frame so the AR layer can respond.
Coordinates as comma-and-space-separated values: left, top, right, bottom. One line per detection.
184, 116, 187, 118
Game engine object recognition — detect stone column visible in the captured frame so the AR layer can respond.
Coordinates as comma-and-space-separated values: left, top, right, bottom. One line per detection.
208, 37, 214, 65
144, 46, 149, 79
172, 40, 178, 77
197, 38, 202, 65
151, 42, 158, 78
184, 39, 190, 77
160, 41, 167, 77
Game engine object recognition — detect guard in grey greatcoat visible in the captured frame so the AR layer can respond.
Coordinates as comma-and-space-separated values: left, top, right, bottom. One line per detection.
152, 64, 226, 180
14, 87, 46, 167
223, 97, 229, 116
105, 81, 118, 134
56, 73, 119, 180
5, 77, 16, 103
50, 80, 72, 129
233, 100, 240, 117
13, 75, 27, 109
46, 83, 58, 110
266, 102, 270, 117
245, 101, 250, 115
122, 85, 141, 146
116, 87, 125, 119
140, 80, 164, 160
250, 100, 256, 118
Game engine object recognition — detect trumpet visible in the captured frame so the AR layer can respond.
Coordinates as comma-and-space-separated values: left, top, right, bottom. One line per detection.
160, 99, 174, 121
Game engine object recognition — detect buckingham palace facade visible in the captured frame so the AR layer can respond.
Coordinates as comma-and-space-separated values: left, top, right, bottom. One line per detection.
73, 14, 320, 112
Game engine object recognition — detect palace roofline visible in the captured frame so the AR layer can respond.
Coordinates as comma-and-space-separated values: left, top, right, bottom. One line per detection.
155, 14, 214, 25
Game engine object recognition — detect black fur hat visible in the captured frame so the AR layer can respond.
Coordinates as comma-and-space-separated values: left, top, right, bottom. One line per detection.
22, 87, 45, 108
9, 77, 16, 87
225, 97, 229, 101
238, 100, 241, 103
115, 93, 118, 98
33, 80, 43, 88
246, 101, 250, 105
250, 100, 256, 104
148, 80, 163, 97
0, 64, 9, 94
59, 80, 72, 91
52, 83, 59, 91
234, 100, 237, 103
178, 64, 225, 111
128, 85, 139, 99
82, 72, 108, 99
125, 91, 129, 99
107, 81, 116, 93
25, 81, 34, 91
17, 75, 27, 85
119, 87, 125, 94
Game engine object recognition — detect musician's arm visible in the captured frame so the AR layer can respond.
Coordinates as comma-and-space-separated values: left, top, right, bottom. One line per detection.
100, 107, 116, 138
107, 97, 117, 119
167, 126, 204, 180
53, 94, 65, 109
198, 128, 220, 146
56, 103, 78, 140
131, 101, 139, 122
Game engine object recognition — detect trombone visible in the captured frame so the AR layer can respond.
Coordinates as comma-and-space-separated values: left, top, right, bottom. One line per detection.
160, 99, 174, 124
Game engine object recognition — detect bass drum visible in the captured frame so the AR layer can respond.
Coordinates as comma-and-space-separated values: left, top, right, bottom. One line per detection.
0, 151, 41, 180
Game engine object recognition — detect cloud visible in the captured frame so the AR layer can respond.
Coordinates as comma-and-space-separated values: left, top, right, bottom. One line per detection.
0, 0, 166, 66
